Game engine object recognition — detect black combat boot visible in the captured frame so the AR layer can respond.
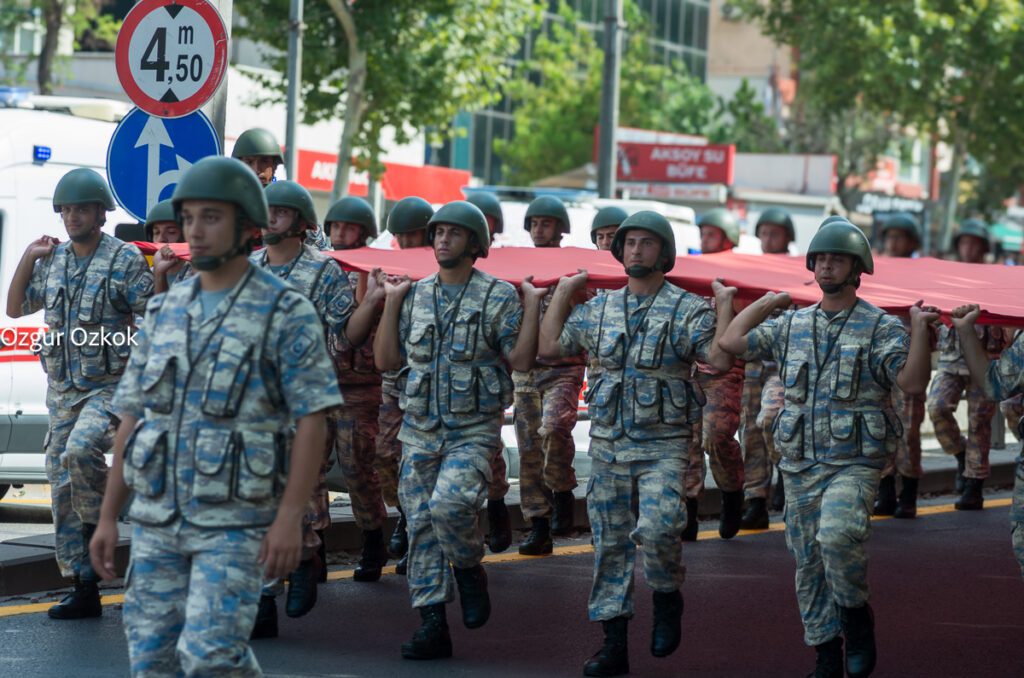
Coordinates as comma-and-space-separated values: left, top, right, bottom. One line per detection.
840, 604, 876, 678
807, 636, 844, 678
650, 589, 683, 658
872, 475, 897, 516
285, 554, 321, 618
388, 508, 408, 558
250, 595, 278, 639
769, 468, 786, 512
954, 451, 966, 493
353, 528, 389, 582
401, 603, 452, 660
740, 497, 769, 530
551, 490, 576, 536
518, 517, 553, 556
955, 477, 985, 511
315, 529, 328, 583
719, 490, 743, 540
48, 523, 102, 620
485, 498, 512, 553
894, 476, 919, 519
583, 617, 629, 676
681, 498, 699, 542
452, 563, 491, 629
395, 553, 409, 576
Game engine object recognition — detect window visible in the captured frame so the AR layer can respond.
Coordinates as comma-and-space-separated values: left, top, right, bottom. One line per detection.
695, 4, 708, 50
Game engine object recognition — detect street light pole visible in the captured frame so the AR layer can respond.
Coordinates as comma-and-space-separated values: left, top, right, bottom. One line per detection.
597, 0, 623, 199
284, 0, 304, 180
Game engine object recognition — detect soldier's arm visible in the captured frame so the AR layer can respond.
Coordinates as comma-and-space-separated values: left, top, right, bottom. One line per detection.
704, 281, 739, 373
374, 276, 412, 371
507, 277, 546, 372
344, 268, 385, 346
896, 302, 941, 395
951, 304, 1000, 395
7, 238, 56, 318
717, 290, 791, 356
91, 415, 137, 580
538, 271, 588, 359
120, 248, 156, 314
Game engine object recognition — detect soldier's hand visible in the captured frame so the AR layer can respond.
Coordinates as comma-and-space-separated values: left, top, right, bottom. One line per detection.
520, 275, 550, 305
259, 516, 302, 580
26, 236, 59, 260
558, 269, 589, 295
711, 279, 738, 309
152, 246, 180, 275
384, 274, 413, 300
950, 303, 981, 329
365, 267, 387, 304
762, 291, 792, 310
90, 519, 120, 581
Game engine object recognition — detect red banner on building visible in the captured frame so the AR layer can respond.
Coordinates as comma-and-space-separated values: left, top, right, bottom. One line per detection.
296, 149, 471, 204
616, 142, 735, 184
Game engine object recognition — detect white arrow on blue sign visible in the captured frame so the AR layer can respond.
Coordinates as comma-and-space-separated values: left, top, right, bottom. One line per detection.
106, 106, 221, 222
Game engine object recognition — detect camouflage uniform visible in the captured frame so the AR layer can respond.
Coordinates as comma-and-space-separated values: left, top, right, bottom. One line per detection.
740, 359, 784, 499
927, 325, 1008, 479
556, 282, 715, 620
22, 234, 153, 576
977, 332, 1024, 579
306, 225, 332, 251
743, 300, 909, 645
250, 245, 356, 548
396, 270, 521, 608
685, 362, 745, 498
112, 266, 342, 675
1002, 393, 1024, 442
884, 386, 925, 478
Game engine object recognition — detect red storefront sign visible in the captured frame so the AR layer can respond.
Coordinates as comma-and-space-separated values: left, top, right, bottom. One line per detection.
616, 142, 735, 184
296, 149, 471, 204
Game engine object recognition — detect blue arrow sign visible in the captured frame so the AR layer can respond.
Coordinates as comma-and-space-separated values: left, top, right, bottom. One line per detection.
106, 106, 221, 222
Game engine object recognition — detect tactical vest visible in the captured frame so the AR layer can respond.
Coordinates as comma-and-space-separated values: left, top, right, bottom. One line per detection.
122, 268, 299, 528
399, 271, 514, 432
331, 268, 379, 387
773, 301, 901, 469
583, 283, 705, 442
38, 235, 138, 394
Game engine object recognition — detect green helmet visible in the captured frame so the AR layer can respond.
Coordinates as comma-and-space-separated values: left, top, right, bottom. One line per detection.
144, 199, 178, 241
952, 218, 990, 253
590, 206, 628, 244
820, 214, 848, 229
265, 180, 317, 226
524, 195, 570, 234
879, 212, 921, 244
465, 192, 504, 234
427, 200, 491, 258
387, 196, 434, 235
697, 208, 740, 247
756, 208, 795, 241
52, 167, 115, 212
231, 127, 284, 165
806, 219, 874, 275
611, 210, 677, 273
325, 196, 378, 240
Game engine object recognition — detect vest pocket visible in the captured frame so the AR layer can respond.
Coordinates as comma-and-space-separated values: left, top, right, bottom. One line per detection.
831, 345, 862, 401
76, 278, 105, 324
201, 337, 254, 418
124, 424, 167, 498
598, 331, 626, 370
449, 313, 480, 362
406, 324, 435, 363
236, 430, 280, 501
860, 411, 890, 459
477, 365, 511, 413
662, 378, 701, 425
585, 377, 620, 426
773, 409, 805, 461
448, 364, 477, 413
44, 287, 65, 327
141, 356, 176, 414
631, 376, 662, 426
400, 368, 431, 417
829, 410, 889, 459
635, 321, 668, 369
38, 331, 66, 382
783, 360, 809, 404
192, 428, 234, 504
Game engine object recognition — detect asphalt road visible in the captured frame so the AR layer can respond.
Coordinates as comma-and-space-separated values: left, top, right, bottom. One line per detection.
0, 494, 1021, 677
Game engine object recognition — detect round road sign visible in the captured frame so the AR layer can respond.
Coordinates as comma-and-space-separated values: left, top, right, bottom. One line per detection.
115, 0, 228, 118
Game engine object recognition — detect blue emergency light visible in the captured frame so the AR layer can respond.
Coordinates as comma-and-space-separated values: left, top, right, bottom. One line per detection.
33, 145, 52, 163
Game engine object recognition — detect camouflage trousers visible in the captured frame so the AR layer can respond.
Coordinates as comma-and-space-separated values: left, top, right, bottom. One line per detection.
685, 367, 745, 498
378, 390, 509, 508
587, 455, 687, 621
399, 440, 492, 608
882, 386, 926, 479
328, 390, 387, 533
1012, 454, 1023, 579
740, 361, 783, 499
783, 463, 879, 646
45, 389, 117, 577
1001, 394, 1024, 442
514, 369, 583, 520
124, 520, 265, 677
927, 371, 996, 479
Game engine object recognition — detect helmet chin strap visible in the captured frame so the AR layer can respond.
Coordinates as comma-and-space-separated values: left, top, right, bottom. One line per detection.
625, 264, 656, 279
192, 221, 250, 271
262, 220, 306, 246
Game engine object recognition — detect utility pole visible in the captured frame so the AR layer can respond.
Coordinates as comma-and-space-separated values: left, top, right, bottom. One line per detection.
284, 0, 304, 179
201, 0, 233, 148
597, 0, 623, 199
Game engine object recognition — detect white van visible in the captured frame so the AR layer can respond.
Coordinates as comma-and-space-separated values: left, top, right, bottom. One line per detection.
0, 98, 135, 499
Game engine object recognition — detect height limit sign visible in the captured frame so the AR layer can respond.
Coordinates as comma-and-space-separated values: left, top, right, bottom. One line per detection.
115, 0, 228, 118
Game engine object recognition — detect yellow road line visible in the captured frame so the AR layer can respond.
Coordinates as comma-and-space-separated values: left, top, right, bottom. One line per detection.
0, 499, 52, 506
0, 499, 1013, 619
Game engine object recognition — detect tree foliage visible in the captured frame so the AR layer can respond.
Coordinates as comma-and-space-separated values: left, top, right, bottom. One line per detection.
710, 78, 784, 153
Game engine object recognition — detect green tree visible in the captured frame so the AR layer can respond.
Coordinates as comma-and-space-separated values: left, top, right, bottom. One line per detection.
711, 78, 784, 153
496, 0, 717, 185
236, 0, 539, 199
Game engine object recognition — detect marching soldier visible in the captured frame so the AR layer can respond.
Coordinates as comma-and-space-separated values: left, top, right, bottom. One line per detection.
718, 218, 936, 678
375, 201, 542, 660
89, 156, 342, 675
326, 195, 377, 255
539, 211, 733, 676
874, 213, 927, 518
516, 196, 587, 555
466, 191, 505, 239
148, 199, 191, 294
6, 168, 153, 619
591, 206, 628, 251
739, 208, 795, 529
952, 303, 1024, 579
927, 219, 1007, 510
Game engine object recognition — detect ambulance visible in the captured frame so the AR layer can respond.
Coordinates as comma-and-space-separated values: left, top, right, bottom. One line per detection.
0, 93, 135, 499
